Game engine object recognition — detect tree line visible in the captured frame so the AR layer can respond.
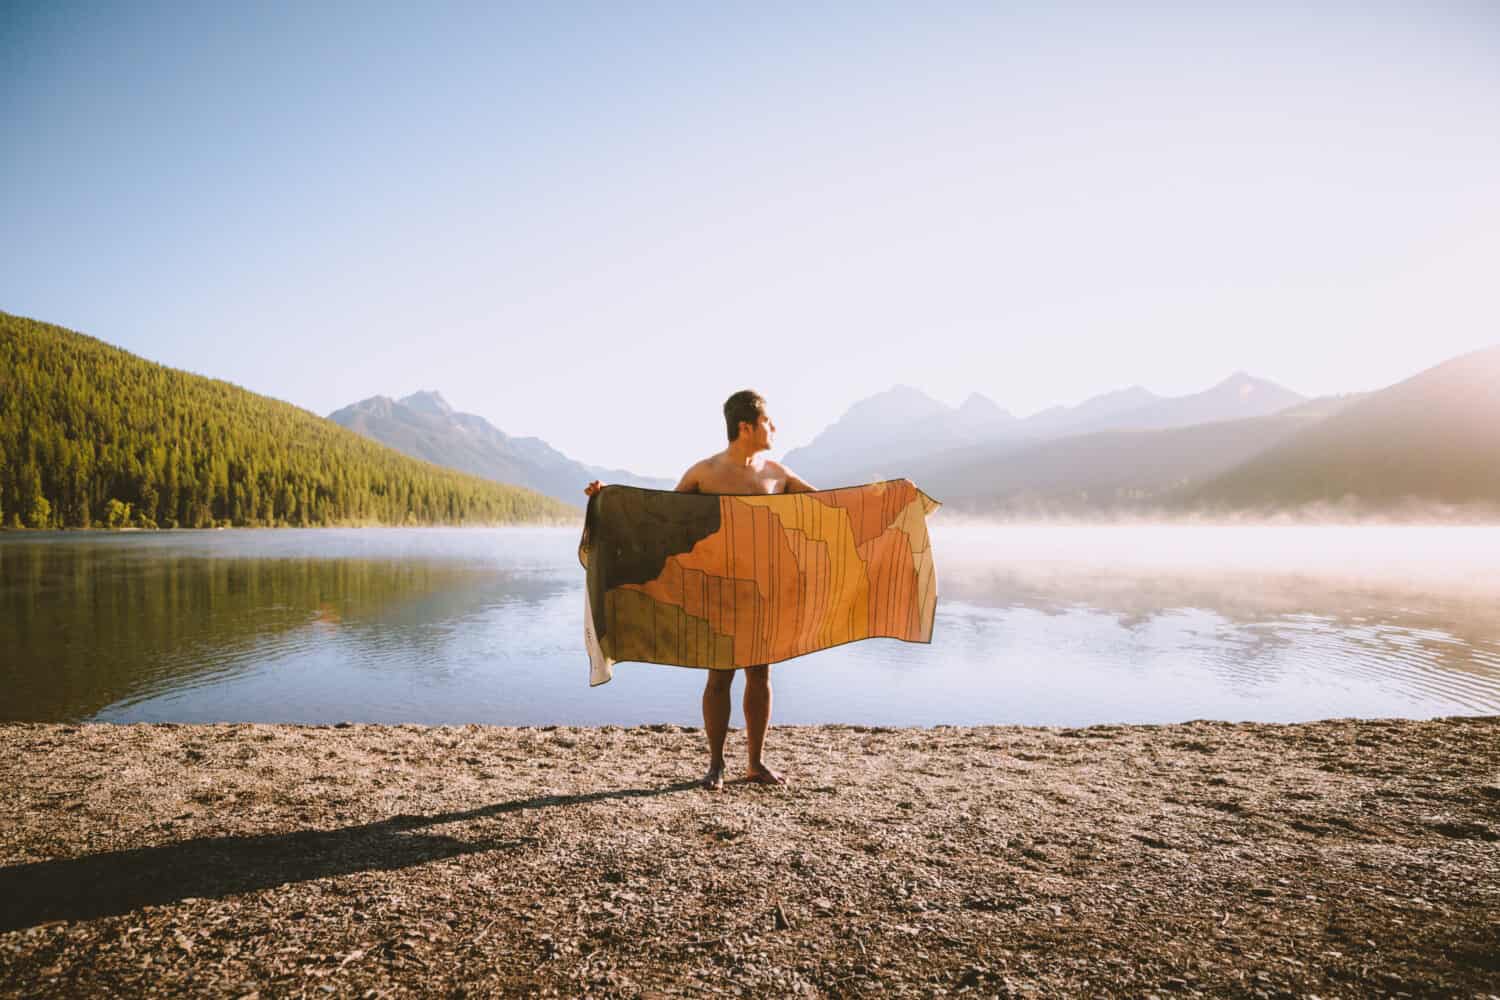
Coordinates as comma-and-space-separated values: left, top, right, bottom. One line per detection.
0, 311, 577, 529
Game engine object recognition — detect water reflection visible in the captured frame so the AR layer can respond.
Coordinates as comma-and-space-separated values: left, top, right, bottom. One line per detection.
0, 530, 572, 722
2, 525, 1498, 726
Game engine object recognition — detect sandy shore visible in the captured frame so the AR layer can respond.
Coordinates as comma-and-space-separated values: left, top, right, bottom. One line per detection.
2, 718, 1498, 998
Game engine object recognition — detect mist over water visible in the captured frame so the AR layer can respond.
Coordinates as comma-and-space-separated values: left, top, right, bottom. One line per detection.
916, 524, 1500, 724
934, 524, 1500, 634
2, 525, 1498, 726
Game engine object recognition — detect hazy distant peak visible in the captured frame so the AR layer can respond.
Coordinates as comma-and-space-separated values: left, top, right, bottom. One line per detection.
879, 384, 940, 402
845, 384, 950, 424
400, 390, 454, 417
1211, 371, 1276, 390
958, 392, 1012, 417
953, 392, 1017, 432
328, 395, 397, 421
884, 384, 943, 404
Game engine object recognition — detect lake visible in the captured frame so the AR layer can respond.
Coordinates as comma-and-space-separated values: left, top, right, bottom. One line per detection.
3, 525, 1499, 727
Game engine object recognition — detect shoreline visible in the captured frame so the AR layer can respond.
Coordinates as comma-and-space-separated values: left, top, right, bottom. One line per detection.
0, 521, 585, 535
3, 717, 1498, 997
7, 518, 1500, 535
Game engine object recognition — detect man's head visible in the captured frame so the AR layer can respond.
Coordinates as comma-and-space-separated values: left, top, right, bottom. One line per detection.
723, 389, 774, 451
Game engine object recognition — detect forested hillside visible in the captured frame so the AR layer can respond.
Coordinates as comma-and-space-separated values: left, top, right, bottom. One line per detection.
0, 312, 577, 528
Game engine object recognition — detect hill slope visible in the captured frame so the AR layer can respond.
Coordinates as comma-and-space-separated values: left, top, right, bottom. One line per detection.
328, 392, 670, 505
911, 407, 1341, 516
1188, 345, 1500, 512
0, 312, 577, 528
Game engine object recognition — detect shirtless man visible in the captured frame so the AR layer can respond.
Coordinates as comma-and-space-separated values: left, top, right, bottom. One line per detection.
585, 389, 815, 791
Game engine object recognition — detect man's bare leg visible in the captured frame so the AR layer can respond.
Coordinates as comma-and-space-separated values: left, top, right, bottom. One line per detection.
702, 669, 733, 790
743, 664, 785, 784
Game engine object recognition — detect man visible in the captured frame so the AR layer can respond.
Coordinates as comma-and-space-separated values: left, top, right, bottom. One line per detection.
585, 389, 815, 791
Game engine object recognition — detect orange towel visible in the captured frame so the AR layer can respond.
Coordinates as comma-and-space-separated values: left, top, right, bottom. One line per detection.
579, 480, 940, 685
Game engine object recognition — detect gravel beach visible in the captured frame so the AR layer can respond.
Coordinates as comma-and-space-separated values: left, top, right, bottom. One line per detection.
2, 718, 1498, 998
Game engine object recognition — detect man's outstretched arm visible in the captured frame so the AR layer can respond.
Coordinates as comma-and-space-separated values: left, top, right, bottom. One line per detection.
781, 465, 816, 493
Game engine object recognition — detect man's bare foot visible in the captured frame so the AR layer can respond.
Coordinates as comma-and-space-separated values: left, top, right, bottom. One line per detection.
702, 763, 725, 791
745, 763, 786, 786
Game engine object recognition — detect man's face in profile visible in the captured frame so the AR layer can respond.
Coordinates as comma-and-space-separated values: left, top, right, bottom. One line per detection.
742, 410, 775, 452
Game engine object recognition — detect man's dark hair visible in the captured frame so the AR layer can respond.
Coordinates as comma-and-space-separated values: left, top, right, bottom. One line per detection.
723, 390, 765, 443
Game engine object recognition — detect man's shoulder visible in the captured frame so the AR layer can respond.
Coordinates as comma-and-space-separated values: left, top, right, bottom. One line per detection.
758, 458, 791, 480
684, 453, 723, 476
674, 453, 724, 492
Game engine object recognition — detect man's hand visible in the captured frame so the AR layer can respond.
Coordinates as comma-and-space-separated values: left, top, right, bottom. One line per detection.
584, 480, 603, 497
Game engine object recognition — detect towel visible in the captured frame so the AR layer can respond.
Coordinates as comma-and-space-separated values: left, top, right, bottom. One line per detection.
578, 479, 940, 685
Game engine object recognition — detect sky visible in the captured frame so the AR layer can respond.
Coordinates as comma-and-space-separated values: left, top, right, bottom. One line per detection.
3, 2, 1498, 477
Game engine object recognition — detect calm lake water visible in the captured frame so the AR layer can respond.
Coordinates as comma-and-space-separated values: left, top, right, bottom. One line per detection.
4, 526, 1499, 727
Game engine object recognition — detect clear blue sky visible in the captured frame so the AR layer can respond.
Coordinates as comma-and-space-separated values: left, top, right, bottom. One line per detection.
3, 2, 1498, 477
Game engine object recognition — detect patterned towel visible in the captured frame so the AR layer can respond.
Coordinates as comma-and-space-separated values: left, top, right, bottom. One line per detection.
578, 479, 940, 685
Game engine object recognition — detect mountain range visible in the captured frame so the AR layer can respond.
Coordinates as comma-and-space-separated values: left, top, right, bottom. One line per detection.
7, 306, 1496, 527
906, 394, 1360, 516
328, 392, 672, 506
332, 349, 1499, 520
782, 343, 1499, 518
783, 372, 1310, 488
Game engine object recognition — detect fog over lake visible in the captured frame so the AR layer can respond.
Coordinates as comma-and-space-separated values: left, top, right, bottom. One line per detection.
3, 525, 1498, 727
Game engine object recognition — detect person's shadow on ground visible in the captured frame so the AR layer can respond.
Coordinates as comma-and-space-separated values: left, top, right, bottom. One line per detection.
0, 781, 698, 932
